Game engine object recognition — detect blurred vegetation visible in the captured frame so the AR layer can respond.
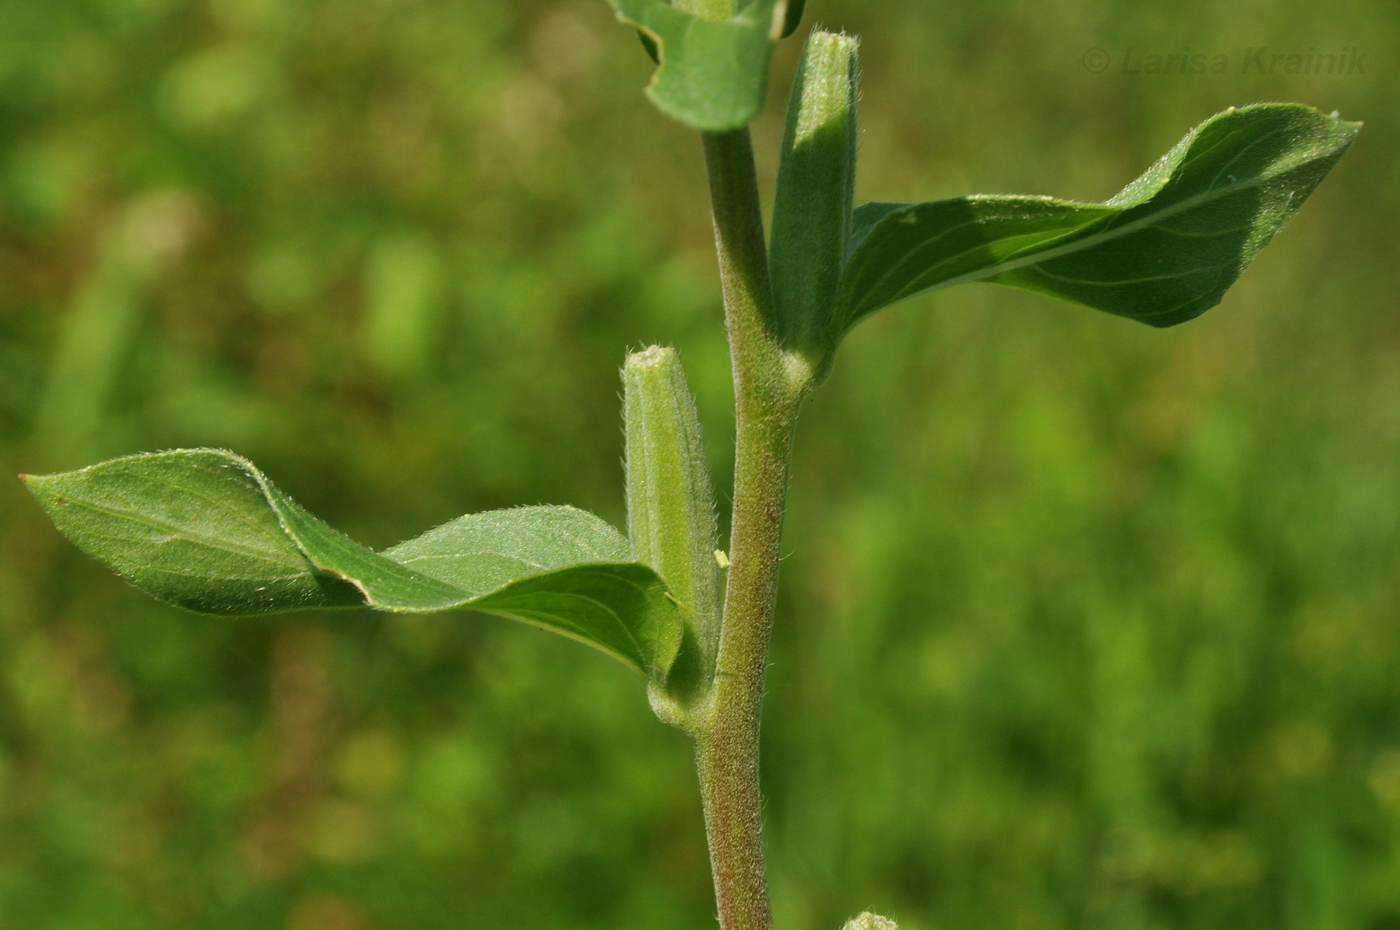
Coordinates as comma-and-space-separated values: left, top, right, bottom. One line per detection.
1, 0, 1397, 928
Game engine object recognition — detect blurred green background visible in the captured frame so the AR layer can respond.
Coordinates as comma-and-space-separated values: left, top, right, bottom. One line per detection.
0, 0, 1395, 927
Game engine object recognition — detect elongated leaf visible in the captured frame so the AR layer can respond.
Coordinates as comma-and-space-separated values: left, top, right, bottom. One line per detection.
837, 104, 1359, 335
22, 449, 683, 678
606, 0, 789, 130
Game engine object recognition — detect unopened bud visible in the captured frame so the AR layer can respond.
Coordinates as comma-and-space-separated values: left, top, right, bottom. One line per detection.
770, 29, 860, 362
624, 346, 722, 684
843, 913, 898, 930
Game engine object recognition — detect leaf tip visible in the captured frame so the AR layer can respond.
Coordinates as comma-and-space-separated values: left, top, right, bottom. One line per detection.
18, 471, 51, 497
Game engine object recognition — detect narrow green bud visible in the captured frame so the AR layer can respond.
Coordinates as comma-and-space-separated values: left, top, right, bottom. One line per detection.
843, 914, 897, 930
624, 346, 722, 693
770, 29, 859, 362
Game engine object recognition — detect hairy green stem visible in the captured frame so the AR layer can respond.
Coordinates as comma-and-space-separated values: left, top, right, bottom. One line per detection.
694, 128, 808, 930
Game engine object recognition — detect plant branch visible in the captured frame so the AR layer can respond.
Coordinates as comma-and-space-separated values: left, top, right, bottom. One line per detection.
692, 127, 808, 930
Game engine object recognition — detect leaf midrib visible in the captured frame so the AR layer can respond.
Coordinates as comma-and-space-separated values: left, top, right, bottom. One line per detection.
55, 495, 309, 570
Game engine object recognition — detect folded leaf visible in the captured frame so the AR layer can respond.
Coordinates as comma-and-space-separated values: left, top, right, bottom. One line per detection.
22, 449, 683, 678
837, 104, 1359, 336
606, 0, 790, 130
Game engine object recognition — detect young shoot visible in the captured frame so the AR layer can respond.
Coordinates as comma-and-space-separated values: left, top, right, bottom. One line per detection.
23, 3, 1357, 928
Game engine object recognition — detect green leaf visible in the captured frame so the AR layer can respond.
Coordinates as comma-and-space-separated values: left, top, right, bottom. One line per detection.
22, 449, 684, 679
605, 0, 788, 130
837, 104, 1360, 335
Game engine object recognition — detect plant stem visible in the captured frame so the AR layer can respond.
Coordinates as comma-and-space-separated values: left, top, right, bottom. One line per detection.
693, 128, 809, 930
